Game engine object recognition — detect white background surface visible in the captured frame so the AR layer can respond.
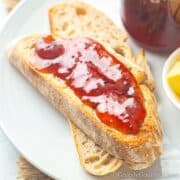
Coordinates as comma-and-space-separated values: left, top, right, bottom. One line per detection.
0, 0, 180, 180
0, 2, 19, 180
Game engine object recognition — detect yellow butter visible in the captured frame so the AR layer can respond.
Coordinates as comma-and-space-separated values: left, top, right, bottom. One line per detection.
167, 56, 180, 96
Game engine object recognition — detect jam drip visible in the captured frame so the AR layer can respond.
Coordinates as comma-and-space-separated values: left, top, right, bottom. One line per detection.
34, 36, 146, 134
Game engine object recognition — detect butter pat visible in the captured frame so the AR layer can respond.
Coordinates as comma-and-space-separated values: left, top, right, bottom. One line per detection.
167, 56, 180, 96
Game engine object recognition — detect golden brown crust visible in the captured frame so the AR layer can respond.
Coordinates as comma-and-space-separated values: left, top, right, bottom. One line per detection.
8, 34, 162, 171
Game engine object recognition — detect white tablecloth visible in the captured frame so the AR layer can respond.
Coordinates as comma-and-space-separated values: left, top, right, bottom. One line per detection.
0, 2, 19, 180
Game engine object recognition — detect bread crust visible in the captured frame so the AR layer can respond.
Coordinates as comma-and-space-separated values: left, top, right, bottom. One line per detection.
8, 34, 162, 170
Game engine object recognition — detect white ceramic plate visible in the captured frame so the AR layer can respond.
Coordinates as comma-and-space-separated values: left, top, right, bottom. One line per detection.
1, 0, 180, 179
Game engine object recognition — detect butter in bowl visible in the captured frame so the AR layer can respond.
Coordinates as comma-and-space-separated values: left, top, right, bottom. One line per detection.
163, 48, 180, 109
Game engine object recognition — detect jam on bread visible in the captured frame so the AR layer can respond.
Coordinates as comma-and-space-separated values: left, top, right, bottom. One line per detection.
34, 36, 146, 134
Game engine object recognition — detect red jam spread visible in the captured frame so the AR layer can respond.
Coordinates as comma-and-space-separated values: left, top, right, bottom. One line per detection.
34, 36, 146, 134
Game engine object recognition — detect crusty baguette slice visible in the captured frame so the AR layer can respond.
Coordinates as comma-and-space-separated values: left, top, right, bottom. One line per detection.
8, 34, 162, 171
48, 1, 156, 175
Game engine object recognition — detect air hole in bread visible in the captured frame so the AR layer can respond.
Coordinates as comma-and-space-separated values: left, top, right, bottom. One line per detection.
58, 11, 65, 16
96, 149, 101, 153
29, 44, 35, 49
87, 21, 92, 27
113, 46, 125, 56
68, 29, 75, 36
85, 156, 100, 164
62, 22, 68, 31
102, 156, 113, 165
76, 7, 86, 15
82, 141, 87, 145
55, 27, 59, 30
101, 151, 107, 156
93, 156, 113, 169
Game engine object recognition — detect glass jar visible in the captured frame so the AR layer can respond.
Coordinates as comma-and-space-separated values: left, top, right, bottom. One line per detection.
121, 0, 180, 52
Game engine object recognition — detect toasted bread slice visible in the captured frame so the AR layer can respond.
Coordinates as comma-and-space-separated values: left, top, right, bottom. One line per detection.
8, 34, 162, 172
48, 1, 157, 175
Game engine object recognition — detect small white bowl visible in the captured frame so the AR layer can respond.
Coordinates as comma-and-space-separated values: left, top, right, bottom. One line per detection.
162, 47, 180, 110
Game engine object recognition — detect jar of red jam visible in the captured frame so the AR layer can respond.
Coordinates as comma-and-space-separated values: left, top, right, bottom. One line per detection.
121, 0, 180, 52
